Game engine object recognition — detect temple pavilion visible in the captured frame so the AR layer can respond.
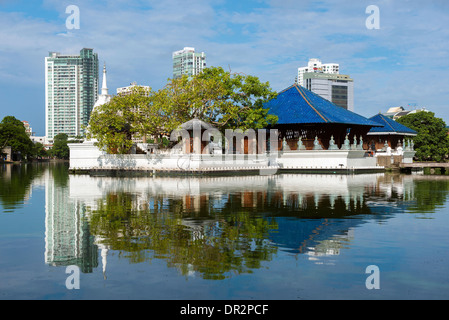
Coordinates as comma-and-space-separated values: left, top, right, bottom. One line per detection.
265, 84, 382, 150
366, 113, 417, 151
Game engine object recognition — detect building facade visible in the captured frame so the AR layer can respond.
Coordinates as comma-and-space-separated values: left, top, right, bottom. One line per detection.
302, 73, 354, 111
116, 82, 151, 96
172, 47, 206, 79
45, 48, 99, 140
297, 58, 339, 86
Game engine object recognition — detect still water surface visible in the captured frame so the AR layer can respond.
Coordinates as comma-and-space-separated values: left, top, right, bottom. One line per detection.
1, 162, 449, 300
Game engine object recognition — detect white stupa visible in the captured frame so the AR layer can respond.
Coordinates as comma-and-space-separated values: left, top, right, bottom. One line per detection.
93, 63, 112, 110
82, 63, 112, 144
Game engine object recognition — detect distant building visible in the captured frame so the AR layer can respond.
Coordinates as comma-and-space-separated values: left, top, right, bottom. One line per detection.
45, 48, 99, 140
296, 58, 353, 111
116, 82, 151, 96
297, 58, 339, 87
172, 47, 206, 79
302, 73, 354, 111
22, 121, 33, 136
383, 106, 428, 120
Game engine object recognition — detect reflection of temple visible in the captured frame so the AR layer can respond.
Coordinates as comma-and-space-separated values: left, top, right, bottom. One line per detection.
67, 173, 417, 272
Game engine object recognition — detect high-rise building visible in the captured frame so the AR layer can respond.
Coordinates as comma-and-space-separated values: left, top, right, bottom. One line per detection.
303, 73, 354, 111
172, 47, 206, 79
296, 58, 353, 111
296, 58, 339, 87
45, 48, 99, 140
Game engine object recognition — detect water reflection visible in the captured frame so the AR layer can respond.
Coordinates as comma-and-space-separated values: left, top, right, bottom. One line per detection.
0, 163, 45, 212
2, 163, 449, 281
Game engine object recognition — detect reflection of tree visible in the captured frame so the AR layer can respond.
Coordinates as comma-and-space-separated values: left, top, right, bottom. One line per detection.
406, 178, 449, 214
0, 163, 44, 212
371, 174, 449, 215
89, 192, 278, 280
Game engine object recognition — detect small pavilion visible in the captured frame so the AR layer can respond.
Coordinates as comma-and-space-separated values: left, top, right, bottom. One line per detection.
264, 84, 382, 150
366, 113, 417, 151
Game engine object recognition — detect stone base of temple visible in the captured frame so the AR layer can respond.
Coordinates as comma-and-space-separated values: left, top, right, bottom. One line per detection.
68, 141, 397, 175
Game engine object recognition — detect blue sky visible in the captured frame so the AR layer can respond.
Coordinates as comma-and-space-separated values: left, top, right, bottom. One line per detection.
1, 0, 448, 136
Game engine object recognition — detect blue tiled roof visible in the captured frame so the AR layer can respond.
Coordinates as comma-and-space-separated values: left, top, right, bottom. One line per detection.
368, 114, 417, 135
265, 84, 381, 127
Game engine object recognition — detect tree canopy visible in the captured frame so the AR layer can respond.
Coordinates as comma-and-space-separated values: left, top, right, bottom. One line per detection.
87, 67, 278, 154
49, 133, 70, 159
397, 111, 449, 162
0, 116, 34, 159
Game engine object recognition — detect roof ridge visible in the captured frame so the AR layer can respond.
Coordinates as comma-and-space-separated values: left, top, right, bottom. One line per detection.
294, 84, 329, 123
379, 114, 397, 132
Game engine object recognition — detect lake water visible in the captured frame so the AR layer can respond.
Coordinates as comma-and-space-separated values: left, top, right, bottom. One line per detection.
1, 162, 449, 300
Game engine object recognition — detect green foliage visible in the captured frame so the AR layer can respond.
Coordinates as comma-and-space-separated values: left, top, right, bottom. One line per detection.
88, 67, 278, 154
88, 86, 154, 154
50, 133, 70, 159
0, 116, 34, 159
31, 142, 48, 159
397, 111, 449, 162
88, 191, 278, 279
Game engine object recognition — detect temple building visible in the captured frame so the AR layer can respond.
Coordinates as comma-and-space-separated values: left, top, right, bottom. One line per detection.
93, 64, 112, 110
265, 84, 382, 151
366, 113, 417, 151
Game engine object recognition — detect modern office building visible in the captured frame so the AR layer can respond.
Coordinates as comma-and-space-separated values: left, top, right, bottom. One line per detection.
297, 58, 339, 87
172, 47, 206, 79
302, 73, 354, 111
45, 48, 99, 140
296, 58, 353, 111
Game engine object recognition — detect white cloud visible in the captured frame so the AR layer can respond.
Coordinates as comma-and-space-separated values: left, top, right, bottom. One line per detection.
1, 0, 448, 135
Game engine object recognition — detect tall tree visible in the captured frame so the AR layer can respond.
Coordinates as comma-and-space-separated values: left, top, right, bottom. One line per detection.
0, 116, 34, 160
397, 111, 449, 162
87, 86, 154, 154
87, 67, 278, 154
50, 133, 70, 159
157, 67, 278, 130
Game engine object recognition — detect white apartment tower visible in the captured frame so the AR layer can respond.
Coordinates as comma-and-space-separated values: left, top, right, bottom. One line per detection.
45, 48, 99, 140
297, 58, 339, 86
296, 58, 354, 111
172, 47, 206, 79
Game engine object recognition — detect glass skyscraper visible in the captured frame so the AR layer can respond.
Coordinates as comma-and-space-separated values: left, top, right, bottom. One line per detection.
172, 47, 206, 79
45, 48, 99, 140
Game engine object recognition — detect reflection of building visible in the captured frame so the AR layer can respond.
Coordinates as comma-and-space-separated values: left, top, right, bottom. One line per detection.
44, 170, 98, 273
62, 171, 425, 277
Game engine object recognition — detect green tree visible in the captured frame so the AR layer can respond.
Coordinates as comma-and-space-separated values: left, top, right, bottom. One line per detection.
0, 116, 34, 160
50, 133, 70, 159
87, 67, 278, 154
154, 67, 278, 131
31, 142, 48, 159
397, 111, 449, 162
87, 86, 154, 154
